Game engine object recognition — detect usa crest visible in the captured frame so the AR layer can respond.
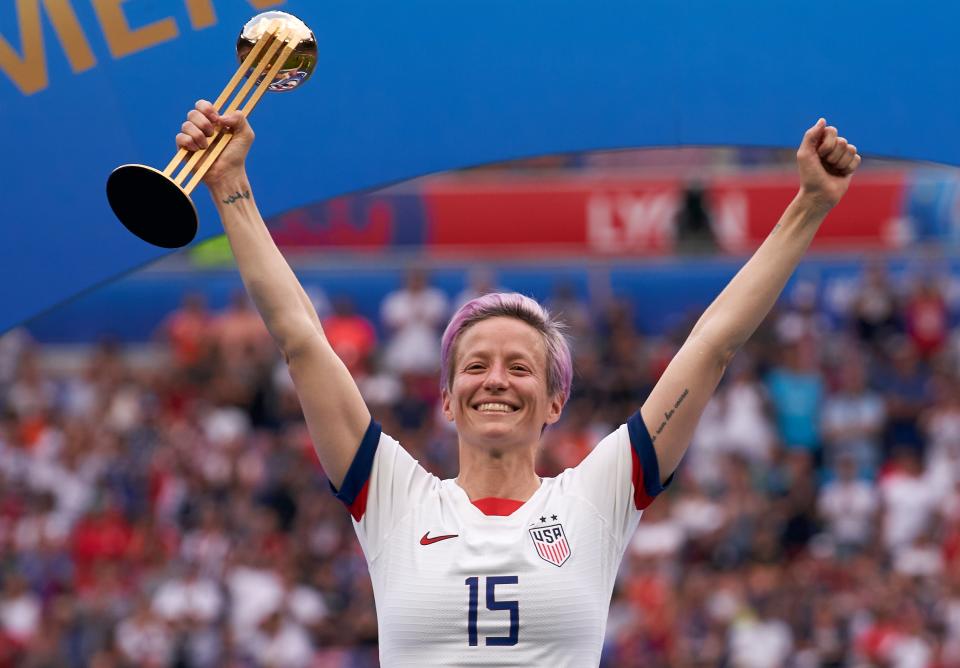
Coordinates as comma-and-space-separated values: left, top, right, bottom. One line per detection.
529, 523, 571, 567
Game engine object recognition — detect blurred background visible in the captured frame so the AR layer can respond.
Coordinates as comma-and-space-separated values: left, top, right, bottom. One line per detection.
5, 145, 960, 668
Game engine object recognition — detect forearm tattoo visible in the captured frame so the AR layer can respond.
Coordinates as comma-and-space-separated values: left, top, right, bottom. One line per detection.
651, 388, 690, 443
221, 190, 251, 205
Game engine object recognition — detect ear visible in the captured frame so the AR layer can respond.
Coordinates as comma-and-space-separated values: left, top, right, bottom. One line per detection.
441, 387, 455, 422
544, 394, 564, 426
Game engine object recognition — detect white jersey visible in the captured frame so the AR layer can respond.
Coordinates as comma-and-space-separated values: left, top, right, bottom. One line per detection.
332, 412, 669, 667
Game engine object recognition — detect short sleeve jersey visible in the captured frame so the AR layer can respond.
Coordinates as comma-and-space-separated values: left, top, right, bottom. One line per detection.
332, 413, 669, 667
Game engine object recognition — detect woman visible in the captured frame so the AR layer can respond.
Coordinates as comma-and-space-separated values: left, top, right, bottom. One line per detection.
176, 103, 860, 666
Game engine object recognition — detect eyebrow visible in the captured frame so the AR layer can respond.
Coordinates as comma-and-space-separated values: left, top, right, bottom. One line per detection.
460, 348, 538, 365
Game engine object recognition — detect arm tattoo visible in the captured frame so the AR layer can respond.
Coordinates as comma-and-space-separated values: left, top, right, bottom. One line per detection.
651, 388, 690, 443
221, 190, 251, 205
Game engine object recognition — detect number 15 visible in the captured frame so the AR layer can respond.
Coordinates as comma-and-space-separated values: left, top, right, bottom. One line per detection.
465, 576, 519, 647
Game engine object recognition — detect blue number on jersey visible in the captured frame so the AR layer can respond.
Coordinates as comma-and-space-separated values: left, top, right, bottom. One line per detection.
465, 576, 520, 647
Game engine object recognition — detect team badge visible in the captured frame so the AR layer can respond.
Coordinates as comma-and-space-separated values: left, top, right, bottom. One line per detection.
529, 523, 571, 567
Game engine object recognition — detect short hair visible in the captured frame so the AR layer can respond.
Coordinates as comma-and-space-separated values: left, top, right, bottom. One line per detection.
440, 293, 573, 405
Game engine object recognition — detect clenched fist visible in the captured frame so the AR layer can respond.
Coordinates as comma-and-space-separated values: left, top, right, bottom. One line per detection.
796, 118, 862, 213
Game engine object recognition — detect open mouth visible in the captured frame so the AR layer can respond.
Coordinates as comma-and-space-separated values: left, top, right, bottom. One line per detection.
473, 402, 519, 414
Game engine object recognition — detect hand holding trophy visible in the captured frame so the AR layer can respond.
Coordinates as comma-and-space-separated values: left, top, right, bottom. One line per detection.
106, 12, 317, 248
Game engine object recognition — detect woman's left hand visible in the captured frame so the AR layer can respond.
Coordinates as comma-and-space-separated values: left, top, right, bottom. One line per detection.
796, 118, 862, 213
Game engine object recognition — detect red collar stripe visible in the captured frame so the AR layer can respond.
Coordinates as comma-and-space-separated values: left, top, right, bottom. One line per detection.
472, 497, 525, 516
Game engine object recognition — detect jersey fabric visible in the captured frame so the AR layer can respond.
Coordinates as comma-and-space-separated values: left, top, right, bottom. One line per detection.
331, 412, 669, 667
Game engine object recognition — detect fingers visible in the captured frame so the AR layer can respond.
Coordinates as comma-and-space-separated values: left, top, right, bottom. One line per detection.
176, 130, 203, 152
827, 137, 848, 163
195, 99, 219, 124
180, 117, 213, 151
175, 100, 215, 152
811, 119, 861, 176
802, 118, 827, 147
218, 111, 247, 135
817, 125, 839, 158
175, 100, 238, 152
173, 99, 254, 154
187, 109, 215, 137
834, 144, 858, 172
823, 140, 861, 176
837, 145, 863, 176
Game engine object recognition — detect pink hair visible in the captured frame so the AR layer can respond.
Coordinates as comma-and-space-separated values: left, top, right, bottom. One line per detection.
440, 293, 572, 405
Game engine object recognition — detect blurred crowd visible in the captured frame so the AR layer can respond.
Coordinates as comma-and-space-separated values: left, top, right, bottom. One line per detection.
2, 259, 960, 667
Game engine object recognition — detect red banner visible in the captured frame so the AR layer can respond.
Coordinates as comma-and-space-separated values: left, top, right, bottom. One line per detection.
423, 172, 907, 255
272, 172, 909, 255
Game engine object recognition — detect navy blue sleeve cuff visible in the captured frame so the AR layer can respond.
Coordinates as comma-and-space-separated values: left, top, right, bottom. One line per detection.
627, 411, 674, 497
329, 418, 382, 504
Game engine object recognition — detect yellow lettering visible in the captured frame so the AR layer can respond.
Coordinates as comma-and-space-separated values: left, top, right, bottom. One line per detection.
90, 0, 177, 59
249, 0, 287, 9
0, 0, 96, 96
184, 0, 216, 30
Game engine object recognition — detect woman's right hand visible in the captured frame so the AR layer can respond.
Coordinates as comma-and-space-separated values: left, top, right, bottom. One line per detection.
175, 99, 255, 187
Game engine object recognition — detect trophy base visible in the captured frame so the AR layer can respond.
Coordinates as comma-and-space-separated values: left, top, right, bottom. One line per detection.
107, 164, 199, 248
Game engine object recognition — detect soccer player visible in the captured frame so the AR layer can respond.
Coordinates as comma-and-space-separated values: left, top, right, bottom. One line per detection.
176, 104, 860, 666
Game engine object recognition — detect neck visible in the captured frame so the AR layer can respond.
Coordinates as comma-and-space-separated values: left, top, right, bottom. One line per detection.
456, 441, 540, 501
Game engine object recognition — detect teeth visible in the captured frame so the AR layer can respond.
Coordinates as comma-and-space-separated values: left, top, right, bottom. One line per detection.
477, 403, 516, 413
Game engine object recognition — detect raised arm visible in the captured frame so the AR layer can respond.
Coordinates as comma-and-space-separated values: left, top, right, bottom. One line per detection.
177, 101, 370, 488
640, 119, 861, 483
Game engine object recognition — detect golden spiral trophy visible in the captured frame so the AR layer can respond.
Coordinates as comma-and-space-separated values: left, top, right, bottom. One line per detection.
106, 12, 317, 248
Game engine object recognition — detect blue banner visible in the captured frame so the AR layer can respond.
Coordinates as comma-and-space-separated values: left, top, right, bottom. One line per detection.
2, 0, 959, 333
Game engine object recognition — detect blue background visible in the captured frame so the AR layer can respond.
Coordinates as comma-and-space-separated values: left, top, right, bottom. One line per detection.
2, 0, 958, 333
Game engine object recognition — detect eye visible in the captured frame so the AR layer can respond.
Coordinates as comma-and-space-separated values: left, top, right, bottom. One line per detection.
510, 364, 531, 373
464, 363, 484, 372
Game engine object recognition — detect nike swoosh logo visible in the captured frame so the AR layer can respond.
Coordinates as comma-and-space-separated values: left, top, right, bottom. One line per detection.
420, 532, 459, 545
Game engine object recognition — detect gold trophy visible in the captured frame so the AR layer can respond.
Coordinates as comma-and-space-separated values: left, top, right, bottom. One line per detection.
106, 12, 317, 248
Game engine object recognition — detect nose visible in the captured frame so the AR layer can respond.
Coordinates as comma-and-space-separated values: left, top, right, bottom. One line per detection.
482, 362, 509, 391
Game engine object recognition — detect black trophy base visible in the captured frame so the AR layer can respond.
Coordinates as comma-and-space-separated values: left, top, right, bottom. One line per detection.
107, 164, 199, 249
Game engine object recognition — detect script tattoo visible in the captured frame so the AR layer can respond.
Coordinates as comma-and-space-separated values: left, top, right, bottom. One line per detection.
651, 388, 690, 443
222, 190, 251, 205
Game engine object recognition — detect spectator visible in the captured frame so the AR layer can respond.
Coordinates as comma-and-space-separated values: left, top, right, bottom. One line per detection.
211, 291, 272, 369
877, 338, 931, 458
728, 601, 793, 668
248, 610, 313, 668
766, 339, 824, 456
821, 354, 885, 478
380, 268, 448, 375
904, 275, 949, 361
180, 503, 232, 578
453, 266, 503, 310
852, 261, 901, 347
114, 597, 173, 667
321, 297, 377, 378
775, 280, 830, 347
0, 574, 41, 648
152, 561, 223, 626
158, 292, 213, 372
545, 281, 593, 344
880, 448, 941, 552
0, 328, 31, 389
70, 497, 133, 591
711, 356, 776, 466
817, 454, 880, 555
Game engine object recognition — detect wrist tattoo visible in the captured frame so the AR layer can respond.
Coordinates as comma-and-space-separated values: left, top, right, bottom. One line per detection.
222, 190, 251, 205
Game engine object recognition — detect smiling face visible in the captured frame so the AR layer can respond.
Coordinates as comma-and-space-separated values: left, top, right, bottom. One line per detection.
442, 316, 563, 452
